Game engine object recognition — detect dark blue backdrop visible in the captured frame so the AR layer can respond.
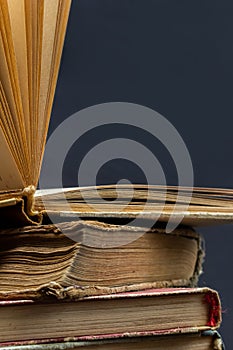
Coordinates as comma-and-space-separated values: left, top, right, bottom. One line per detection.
49, 1, 233, 346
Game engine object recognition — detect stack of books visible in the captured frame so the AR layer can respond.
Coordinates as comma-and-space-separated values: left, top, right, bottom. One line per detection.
0, 0, 231, 348
0, 194, 228, 350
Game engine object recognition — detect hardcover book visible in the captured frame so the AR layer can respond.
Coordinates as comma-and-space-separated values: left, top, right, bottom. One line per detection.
0, 331, 225, 350
0, 288, 221, 343
0, 221, 204, 298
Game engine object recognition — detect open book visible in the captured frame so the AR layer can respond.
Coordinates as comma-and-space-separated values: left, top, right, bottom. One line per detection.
0, 0, 71, 224
1, 0, 233, 229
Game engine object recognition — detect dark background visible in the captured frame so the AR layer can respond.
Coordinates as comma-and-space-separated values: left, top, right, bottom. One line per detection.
49, 1, 233, 347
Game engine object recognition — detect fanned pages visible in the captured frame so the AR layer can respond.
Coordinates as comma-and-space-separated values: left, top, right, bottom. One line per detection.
0, 0, 71, 190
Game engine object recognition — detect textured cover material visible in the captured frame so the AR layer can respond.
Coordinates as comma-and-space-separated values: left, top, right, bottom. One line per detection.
0, 331, 224, 349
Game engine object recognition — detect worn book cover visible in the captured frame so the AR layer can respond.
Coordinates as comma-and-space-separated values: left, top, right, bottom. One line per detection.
0, 331, 225, 350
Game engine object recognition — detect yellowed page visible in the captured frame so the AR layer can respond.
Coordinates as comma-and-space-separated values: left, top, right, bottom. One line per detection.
36, 0, 72, 183
0, 29, 20, 138
0, 81, 22, 168
0, 0, 30, 182
0, 31, 28, 183
0, 128, 24, 190
0, 0, 71, 192
7, 0, 30, 152
37, 0, 60, 160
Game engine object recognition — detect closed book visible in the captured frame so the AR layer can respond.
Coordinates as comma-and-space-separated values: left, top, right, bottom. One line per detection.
0, 288, 221, 343
0, 221, 204, 298
0, 331, 224, 350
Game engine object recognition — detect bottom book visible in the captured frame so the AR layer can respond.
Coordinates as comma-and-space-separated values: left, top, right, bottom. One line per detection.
0, 331, 224, 350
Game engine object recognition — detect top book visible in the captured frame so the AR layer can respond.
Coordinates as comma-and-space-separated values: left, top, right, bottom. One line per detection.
1, 0, 233, 229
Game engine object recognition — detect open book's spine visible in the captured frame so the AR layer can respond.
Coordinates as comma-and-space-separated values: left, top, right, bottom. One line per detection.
0, 187, 42, 227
